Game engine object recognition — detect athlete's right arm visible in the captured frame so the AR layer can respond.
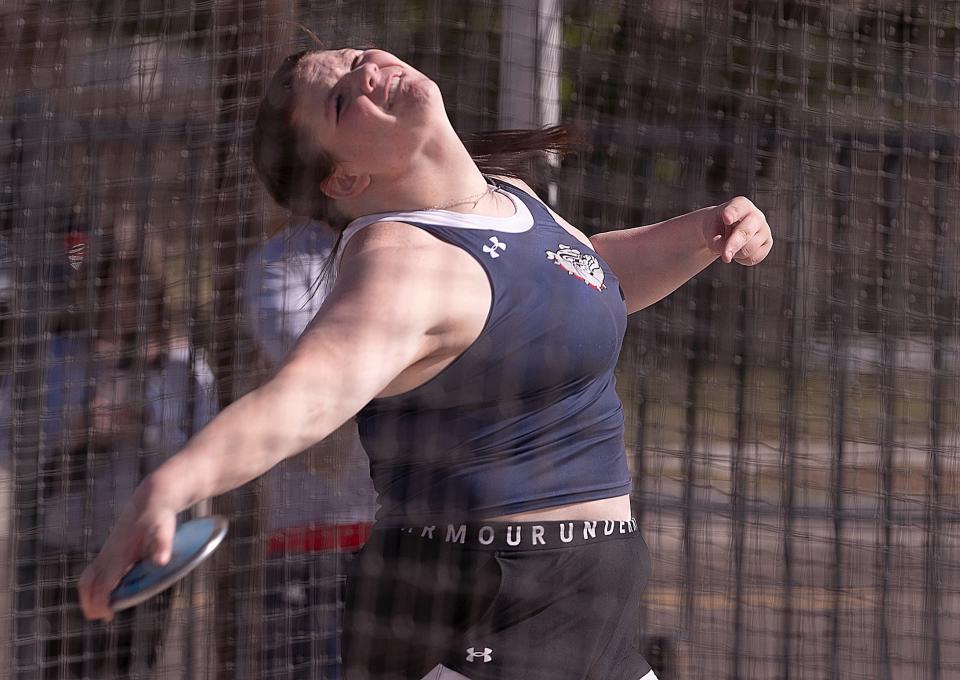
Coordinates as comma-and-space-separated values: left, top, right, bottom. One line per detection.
160, 222, 457, 504
78, 220, 485, 621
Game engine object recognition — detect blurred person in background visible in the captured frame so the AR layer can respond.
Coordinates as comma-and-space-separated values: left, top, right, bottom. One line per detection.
39, 215, 217, 679
243, 216, 377, 680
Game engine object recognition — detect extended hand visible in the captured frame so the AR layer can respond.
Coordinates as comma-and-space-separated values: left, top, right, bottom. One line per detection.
77, 483, 177, 622
704, 196, 773, 265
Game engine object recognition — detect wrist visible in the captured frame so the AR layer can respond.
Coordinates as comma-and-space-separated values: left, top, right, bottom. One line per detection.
137, 460, 201, 514
697, 205, 724, 260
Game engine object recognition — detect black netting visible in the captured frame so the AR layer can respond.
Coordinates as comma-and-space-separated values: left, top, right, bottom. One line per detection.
1, 1, 958, 678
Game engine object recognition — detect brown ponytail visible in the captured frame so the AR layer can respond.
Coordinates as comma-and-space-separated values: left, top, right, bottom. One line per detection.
462, 125, 582, 183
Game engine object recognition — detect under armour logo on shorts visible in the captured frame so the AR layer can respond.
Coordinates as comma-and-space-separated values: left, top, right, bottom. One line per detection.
466, 646, 493, 663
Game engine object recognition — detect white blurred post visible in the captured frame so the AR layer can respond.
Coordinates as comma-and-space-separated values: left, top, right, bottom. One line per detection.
499, 0, 562, 205
537, 0, 562, 132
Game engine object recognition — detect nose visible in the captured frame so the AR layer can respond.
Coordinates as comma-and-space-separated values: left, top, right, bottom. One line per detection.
357, 62, 379, 94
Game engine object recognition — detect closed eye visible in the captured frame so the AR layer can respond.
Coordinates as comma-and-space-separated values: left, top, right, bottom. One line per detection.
335, 52, 364, 123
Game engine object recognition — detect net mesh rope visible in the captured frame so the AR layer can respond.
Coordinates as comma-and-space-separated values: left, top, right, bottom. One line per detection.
1, 1, 958, 678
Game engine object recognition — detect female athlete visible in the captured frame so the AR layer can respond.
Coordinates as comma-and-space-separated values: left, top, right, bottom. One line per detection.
78, 48, 772, 680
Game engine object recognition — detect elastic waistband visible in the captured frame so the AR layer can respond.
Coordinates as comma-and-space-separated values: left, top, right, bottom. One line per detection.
379, 518, 640, 551
267, 522, 373, 555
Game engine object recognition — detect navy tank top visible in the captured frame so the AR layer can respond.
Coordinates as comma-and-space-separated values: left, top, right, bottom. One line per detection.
336, 178, 631, 523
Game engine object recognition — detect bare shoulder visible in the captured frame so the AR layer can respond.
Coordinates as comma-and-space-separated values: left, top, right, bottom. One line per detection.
335, 219, 489, 302
340, 219, 448, 260
336, 219, 478, 291
323, 220, 491, 398
491, 175, 593, 249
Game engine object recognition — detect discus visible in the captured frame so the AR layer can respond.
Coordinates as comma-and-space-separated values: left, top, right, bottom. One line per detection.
110, 515, 229, 612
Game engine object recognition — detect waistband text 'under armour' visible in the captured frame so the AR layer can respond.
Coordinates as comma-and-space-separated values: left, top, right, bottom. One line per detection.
382, 518, 640, 550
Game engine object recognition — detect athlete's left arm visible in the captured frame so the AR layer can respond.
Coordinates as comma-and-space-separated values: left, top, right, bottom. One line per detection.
494, 178, 772, 315
589, 197, 773, 314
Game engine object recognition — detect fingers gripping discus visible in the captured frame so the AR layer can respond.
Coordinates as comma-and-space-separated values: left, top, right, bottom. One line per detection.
110, 516, 229, 612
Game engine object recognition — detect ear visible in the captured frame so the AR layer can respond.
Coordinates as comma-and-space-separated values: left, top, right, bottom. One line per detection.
321, 167, 371, 200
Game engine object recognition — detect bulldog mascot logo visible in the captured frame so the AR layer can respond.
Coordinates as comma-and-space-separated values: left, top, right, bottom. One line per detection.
546, 244, 606, 291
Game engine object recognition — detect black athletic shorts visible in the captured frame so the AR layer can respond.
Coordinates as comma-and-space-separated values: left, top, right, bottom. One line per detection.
342, 518, 652, 680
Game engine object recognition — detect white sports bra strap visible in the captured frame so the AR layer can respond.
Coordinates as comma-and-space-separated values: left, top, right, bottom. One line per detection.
333, 188, 534, 276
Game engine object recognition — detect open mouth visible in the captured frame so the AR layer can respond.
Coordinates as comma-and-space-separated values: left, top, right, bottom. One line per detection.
386, 75, 402, 110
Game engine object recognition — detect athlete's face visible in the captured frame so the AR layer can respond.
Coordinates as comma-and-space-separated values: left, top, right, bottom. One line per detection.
292, 49, 442, 181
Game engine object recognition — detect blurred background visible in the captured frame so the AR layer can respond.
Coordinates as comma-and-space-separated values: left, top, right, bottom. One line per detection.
1, 1, 958, 679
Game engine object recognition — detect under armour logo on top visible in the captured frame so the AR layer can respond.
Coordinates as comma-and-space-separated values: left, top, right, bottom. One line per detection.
482, 237, 507, 259
466, 647, 493, 663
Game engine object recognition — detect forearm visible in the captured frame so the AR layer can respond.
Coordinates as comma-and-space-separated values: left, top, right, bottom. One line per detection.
591, 206, 719, 314
141, 374, 336, 512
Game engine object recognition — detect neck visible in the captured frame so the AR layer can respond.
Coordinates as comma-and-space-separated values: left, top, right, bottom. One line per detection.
337, 123, 492, 221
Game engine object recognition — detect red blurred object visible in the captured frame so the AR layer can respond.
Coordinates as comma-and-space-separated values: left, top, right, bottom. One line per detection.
267, 522, 373, 555
65, 232, 87, 270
